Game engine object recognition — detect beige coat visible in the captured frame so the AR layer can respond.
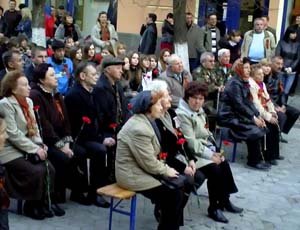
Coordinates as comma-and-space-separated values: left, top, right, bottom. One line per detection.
0, 96, 42, 164
115, 114, 171, 191
176, 99, 213, 169
249, 78, 276, 122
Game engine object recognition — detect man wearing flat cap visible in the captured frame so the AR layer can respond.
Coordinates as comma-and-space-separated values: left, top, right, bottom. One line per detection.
93, 55, 129, 180
47, 39, 73, 95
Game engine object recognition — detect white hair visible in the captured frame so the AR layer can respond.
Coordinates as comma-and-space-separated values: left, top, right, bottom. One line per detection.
143, 79, 168, 92
166, 54, 181, 66
218, 48, 230, 57
200, 52, 214, 64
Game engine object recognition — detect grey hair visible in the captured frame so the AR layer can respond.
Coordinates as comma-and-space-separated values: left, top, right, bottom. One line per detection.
166, 54, 181, 66
218, 48, 230, 57
200, 52, 214, 64
143, 79, 168, 92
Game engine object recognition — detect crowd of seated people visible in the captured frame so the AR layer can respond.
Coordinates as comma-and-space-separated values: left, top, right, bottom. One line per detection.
0, 6, 300, 229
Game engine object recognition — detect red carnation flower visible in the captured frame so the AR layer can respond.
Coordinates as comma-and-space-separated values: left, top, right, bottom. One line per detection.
177, 138, 186, 145
127, 103, 133, 110
33, 105, 40, 111
109, 123, 118, 129
82, 116, 91, 124
222, 140, 232, 146
159, 152, 168, 160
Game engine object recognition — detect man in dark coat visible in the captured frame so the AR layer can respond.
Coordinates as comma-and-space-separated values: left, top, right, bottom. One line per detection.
267, 56, 300, 143
64, 61, 114, 208
93, 56, 129, 180
3, 0, 21, 37
138, 13, 157, 54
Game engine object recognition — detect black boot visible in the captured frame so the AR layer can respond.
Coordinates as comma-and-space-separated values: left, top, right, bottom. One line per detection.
23, 201, 45, 220
51, 203, 65, 216
223, 201, 243, 213
70, 191, 92, 206
208, 206, 228, 223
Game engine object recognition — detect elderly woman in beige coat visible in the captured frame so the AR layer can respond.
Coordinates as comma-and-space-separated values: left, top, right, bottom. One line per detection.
116, 90, 186, 230
0, 71, 61, 220
176, 82, 242, 224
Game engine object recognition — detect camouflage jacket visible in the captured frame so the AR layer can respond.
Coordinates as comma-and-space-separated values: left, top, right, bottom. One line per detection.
192, 66, 223, 94
214, 62, 235, 85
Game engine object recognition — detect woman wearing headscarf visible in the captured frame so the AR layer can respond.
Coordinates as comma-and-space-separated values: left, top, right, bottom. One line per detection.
218, 58, 270, 171
116, 90, 186, 230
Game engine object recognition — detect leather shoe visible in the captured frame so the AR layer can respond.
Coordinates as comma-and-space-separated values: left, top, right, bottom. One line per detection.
247, 162, 270, 171
70, 192, 92, 206
224, 201, 243, 213
92, 195, 110, 208
23, 201, 45, 220
51, 203, 65, 216
208, 208, 228, 223
280, 136, 288, 143
275, 155, 285, 160
269, 159, 278, 166
41, 205, 54, 218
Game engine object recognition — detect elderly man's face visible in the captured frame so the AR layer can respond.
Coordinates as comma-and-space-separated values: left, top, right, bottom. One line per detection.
272, 58, 283, 73
170, 58, 183, 74
254, 19, 264, 33
202, 56, 215, 70
207, 15, 217, 27
82, 65, 98, 87
106, 65, 123, 82
219, 53, 230, 65
9, 1, 16, 11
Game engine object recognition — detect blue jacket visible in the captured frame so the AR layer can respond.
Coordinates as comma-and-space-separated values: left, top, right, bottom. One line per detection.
47, 56, 73, 95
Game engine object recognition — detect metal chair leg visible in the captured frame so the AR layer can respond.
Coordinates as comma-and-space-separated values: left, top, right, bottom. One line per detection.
129, 195, 137, 230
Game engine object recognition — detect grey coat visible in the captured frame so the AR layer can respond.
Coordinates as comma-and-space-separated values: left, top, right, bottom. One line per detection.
91, 22, 118, 54
159, 68, 192, 108
0, 97, 42, 164
176, 99, 214, 169
186, 23, 203, 59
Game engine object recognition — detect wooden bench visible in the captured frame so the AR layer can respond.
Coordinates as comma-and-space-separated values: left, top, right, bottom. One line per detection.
97, 183, 137, 230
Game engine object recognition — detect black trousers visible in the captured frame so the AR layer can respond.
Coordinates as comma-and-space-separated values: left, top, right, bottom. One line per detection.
196, 161, 238, 210
277, 105, 300, 134
246, 137, 264, 165
47, 146, 71, 199
140, 184, 186, 230
265, 122, 280, 160
76, 141, 110, 196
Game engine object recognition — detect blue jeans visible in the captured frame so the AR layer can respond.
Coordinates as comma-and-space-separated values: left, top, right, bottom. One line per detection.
280, 72, 296, 94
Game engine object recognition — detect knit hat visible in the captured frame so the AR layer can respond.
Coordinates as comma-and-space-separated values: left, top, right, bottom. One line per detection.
130, 91, 152, 114
51, 39, 65, 50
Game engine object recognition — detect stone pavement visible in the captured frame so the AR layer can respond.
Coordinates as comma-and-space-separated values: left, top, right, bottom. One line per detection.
8, 95, 300, 230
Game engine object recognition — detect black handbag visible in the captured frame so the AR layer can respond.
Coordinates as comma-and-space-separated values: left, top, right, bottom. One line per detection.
158, 174, 193, 190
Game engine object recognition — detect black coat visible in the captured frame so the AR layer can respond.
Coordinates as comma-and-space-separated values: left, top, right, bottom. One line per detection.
30, 84, 72, 146
155, 109, 196, 174
93, 73, 129, 138
218, 76, 265, 140
265, 72, 286, 106
138, 23, 157, 54
64, 82, 102, 143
